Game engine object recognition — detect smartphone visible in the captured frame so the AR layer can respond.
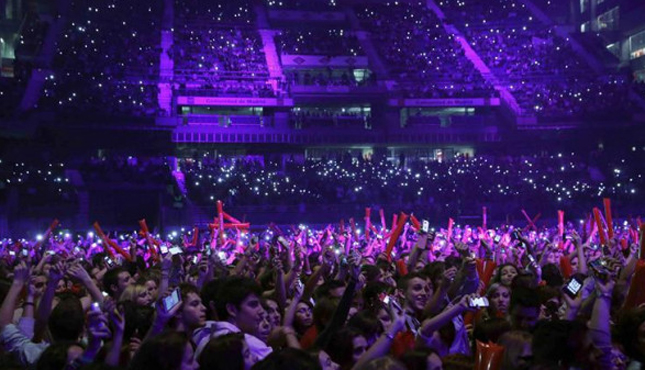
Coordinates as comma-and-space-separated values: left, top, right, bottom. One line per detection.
9, 251, 15, 256
90, 302, 101, 313
381, 294, 402, 312
468, 296, 490, 308
494, 235, 502, 244
205, 245, 212, 257
192, 255, 199, 264
103, 255, 114, 267
217, 251, 227, 262
169, 246, 183, 255
527, 254, 536, 264
422, 220, 430, 234
564, 277, 583, 298
163, 288, 181, 312
21, 249, 29, 257
589, 258, 609, 281
160, 245, 169, 255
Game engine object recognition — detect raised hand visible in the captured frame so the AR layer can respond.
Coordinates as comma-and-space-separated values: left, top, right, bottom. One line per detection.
48, 262, 65, 284
67, 264, 92, 284
12, 262, 31, 287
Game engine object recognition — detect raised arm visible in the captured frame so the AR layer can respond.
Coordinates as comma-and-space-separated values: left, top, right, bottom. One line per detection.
68, 263, 104, 306
352, 303, 406, 370
418, 294, 474, 339
34, 262, 64, 343
0, 262, 30, 330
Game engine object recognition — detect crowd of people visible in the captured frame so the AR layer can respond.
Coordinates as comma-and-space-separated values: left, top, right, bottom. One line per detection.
1, 202, 645, 370
40, 0, 163, 117
436, 0, 634, 118
275, 29, 364, 57
172, 27, 269, 81
1, 0, 640, 121
179, 151, 644, 219
172, 0, 272, 100
356, 1, 496, 99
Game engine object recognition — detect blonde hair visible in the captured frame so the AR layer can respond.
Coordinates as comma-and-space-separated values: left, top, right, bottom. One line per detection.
119, 284, 148, 304
497, 330, 532, 370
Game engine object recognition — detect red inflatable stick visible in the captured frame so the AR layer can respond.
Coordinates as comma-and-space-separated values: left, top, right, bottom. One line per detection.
34, 219, 59, 251
93, 222, 132, 261
558, 210, 564, 239
385, 212, 408, 262
640, 224, 645, 260
350, 218, 358, 240
365, 208, 371, 241
603, 198, 614, 239
593, 208, 608, 246
521, 209, 540, 230
379, 209, 386, 230
475, 341, 504, 370
138, 219, 159, 259
409, 214, 421, 231
447, 218, 454, 239
211, 201, 250, 244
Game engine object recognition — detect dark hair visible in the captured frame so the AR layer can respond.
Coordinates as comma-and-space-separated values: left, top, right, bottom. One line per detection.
128, 331, 189, 370
294, 300, 315, 335
313, 297, 338, 331
615, 307, 645, 362
361, 282, 391, 311
396, 272, 427, 292
441, 353, 474, 370
511, 271, 538, 290
48, 296, 85, 342
401, 348, 440, 370
121, 301, 155, 342
313, 280, 346, 301
541, 264, 563, 287
198, 333, 245, 370
325, 327, 365, 370
215, 276, 262, 320
361, 265, 381, 283
356, 357, 406, 370
179, 282, 200, 303
347, 310, 384, 341
493, 263, 518, 285
102, 267, 126, 297
472, 317, 512, 346
510, 287, 540, 310
201, 278, 223, 321
252, 347, 321, 370
532, 320, 588, 368
36, 341, 83, 370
